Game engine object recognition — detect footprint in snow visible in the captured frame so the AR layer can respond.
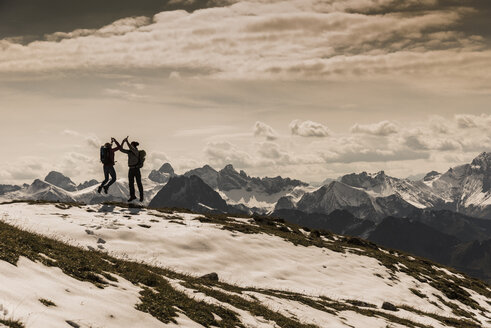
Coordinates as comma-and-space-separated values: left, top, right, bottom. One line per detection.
97, 245, 105, 250
85, 229, 94, 235
97, 238, 106, 244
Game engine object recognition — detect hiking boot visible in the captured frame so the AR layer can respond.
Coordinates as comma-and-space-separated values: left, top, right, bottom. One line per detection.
97, 186, 102, 194
103, 186, 109, 194
139, 195, 144, 202
127, 196, 137, 202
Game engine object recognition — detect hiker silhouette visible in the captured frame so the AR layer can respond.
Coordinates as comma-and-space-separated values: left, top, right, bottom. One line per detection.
120, 136, 146, 202
98, 137, 122, 194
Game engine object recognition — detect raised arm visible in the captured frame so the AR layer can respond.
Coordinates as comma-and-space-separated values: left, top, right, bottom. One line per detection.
111, 138, 122, 151
119, 137, 130, 153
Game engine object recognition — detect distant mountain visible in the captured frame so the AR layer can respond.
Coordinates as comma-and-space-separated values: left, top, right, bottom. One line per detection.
368, 216, 461, 264
44, 171, 78, 191
274, 209, 375, 237
184, 164, 219, 189
27, 179, 75, 202
451, 239, 491, 282
183, 164, 310, 212
148, 163, 176, 183
279, 153, 491, 220
427, 151, 491, 218
0, 184, 21, 196
77, 179, 99, 190
367, 215, 491, 282
75, 180, 130, 204
408, 209, 491, 242
296, 181, 380, 220
148, 175, 243, 214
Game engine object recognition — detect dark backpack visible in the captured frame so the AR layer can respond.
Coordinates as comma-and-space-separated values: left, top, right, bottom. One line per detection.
137, 150, 146, 168
100, 146, 111, 165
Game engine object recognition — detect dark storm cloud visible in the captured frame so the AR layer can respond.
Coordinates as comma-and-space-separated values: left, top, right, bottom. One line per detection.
0, 0, 222, 42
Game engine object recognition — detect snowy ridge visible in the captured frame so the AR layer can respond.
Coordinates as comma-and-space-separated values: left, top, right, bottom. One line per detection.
1, 201, 490, 328
0, 178, 162, 207
286, 153, 491, 219
1, 152, 491, 218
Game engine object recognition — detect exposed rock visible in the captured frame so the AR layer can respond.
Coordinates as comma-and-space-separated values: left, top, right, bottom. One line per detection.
200, 272, 219, 282
423, 171, 440, 181
0, 184, 21, 196
184, 165, 219, 189
148, 163, 176, 183
148, 175, 242, 214
381, 302, 398, 311
77, 179, 99, 190
44, 171, 77, 191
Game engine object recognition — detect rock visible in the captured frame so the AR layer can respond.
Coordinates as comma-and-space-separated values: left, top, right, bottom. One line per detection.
77, 179, 99, 190
66, 320, 81, 328
148, 163, 176, 183
200, 272, 219, 282
44, 171, 77, 191
381, 301, 398, 311
97, 238, 106, 244
85, 229, 94, 235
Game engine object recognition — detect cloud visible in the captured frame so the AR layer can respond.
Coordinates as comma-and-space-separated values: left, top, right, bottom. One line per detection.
146, 151, 170, 171
320, 148, 429, 164
403, 132, 462, 151
174, 125, 234, 137
204, 141, 257, 168
253, 121, 278, 140
455, 114, 491, 129
0, 0, 488, 93
350, 120, 398, 136
103, 88, 147, 101
290, 120, 330, 137
62, 130, 101, 149
429, 115, 452, 134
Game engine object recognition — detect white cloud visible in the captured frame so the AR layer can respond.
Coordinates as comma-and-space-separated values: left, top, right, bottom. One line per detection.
62, 130, 101, 149
253, 121, 278, 140
290, 120, 330, 137
0, 0, 488, 93
204, 141, 257, 168
350, 120, 398, 136
455, 114, 491, 129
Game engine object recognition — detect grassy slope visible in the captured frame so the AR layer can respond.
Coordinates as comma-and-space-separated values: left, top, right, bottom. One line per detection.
0, 200, 490, 328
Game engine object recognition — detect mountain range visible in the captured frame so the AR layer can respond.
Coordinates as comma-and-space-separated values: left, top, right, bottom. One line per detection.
2, 152, 491, 282
3, 152, 490, 220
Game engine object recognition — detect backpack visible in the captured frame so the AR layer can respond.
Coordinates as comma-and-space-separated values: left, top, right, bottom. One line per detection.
137, 150, 146, 168
100, 146, 111, 165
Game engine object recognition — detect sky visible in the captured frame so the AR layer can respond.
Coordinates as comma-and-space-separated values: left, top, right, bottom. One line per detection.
1, 0, 491, 185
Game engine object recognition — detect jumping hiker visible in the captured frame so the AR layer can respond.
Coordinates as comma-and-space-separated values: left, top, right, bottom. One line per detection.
98, 137, 122, 194
120, 136, 146, 202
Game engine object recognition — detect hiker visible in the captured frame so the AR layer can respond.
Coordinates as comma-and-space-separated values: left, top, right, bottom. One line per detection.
98, 137, 122, 194
120, 136, 146, 202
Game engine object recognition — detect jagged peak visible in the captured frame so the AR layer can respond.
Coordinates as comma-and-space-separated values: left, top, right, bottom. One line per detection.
45, 170, 72, 181
471, 151, 491, 166
220, 164, 238, 173
202, 164, 217, 171
158, 163, 175, 174
423, 171, 440, 181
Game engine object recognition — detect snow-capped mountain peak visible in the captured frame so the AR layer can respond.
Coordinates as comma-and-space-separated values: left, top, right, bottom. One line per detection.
44, 171, 78, 192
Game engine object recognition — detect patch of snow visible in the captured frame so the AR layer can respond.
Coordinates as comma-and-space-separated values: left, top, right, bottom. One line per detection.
0, 257, 169, 328
1, 202, 489, 327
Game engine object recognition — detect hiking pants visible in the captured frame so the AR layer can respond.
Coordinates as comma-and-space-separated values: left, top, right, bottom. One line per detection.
101, 165, 116, 188
129, 167, 143, 198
